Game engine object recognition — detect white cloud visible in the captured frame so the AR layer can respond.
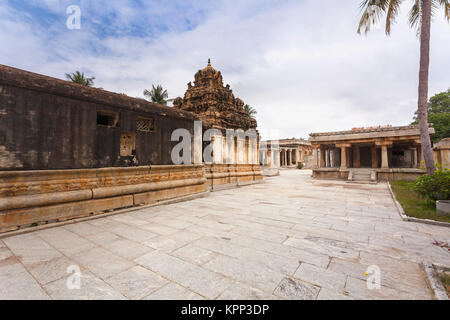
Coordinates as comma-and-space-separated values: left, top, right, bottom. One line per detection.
0, 0, 449, 140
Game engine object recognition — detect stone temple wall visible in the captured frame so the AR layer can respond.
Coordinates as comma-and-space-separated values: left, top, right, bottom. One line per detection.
0, 64, 264, 234
0, 64, 197, 171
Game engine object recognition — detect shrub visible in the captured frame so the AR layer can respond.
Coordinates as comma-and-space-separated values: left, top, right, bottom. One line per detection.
414, 168, 450, 202
297, 163, 303, 170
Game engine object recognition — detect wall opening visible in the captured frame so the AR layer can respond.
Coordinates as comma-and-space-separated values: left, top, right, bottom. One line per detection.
136, 116, 154, 132
97, 110, 119, 127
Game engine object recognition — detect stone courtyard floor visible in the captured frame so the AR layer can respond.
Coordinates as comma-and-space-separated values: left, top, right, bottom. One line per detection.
1, 170, 449, 300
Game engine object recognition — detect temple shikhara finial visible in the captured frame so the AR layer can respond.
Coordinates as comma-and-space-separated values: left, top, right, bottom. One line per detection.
173, 61, 257, 131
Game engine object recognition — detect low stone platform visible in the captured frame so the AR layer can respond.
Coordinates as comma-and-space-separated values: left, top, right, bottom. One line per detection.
0, 170, 449, 300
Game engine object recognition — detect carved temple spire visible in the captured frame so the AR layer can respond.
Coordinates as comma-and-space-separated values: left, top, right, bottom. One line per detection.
173, 61, 258, 131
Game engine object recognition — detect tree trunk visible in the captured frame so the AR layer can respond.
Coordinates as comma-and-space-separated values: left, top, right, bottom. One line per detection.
417, 0, 436, 175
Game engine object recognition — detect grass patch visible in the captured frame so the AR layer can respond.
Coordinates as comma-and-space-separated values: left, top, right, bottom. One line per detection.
438, 272, 450, 298
390, 181, 450, 223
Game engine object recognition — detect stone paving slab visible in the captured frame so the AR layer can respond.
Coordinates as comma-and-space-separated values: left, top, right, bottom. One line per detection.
0, 170, 449, 299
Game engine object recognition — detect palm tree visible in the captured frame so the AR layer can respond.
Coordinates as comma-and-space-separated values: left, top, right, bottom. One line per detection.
244, 104, 257, 119
65, 71, 95, 87
357, 0, 449, 175
143, 85, 169, 105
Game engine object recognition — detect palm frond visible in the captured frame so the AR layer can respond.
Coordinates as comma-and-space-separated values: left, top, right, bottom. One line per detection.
386, 0, 402, 34
409, 0, 422, 33
357, 0, 390, 34
436, 0, 450, 20
409, 0, 442, 36
65, 71, 95, 87
143, 85, 169, 105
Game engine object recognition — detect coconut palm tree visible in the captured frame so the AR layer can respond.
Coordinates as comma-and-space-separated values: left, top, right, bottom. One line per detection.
244, 104, 257, 119
143, 85, 169, 105
357, 0, 449, 175
65, 71, 95, 87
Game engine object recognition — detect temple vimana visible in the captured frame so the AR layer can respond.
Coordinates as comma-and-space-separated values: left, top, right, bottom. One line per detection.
0, 60, 449, 233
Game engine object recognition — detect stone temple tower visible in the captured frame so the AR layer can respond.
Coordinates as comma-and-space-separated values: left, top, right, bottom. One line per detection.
173, 59, 257, 131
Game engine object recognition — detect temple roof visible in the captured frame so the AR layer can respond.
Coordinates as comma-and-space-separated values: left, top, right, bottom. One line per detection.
173, 60, 257, 131
0, 64, 197, 121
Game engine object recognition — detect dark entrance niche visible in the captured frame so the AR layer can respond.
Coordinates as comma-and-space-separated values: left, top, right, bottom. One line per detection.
97, 110, 119, 127
360, 147, 372, 168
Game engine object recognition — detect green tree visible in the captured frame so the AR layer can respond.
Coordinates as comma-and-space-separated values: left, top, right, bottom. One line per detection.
412, 88, 450, 143
65, 71, 95, 87
243, 104, 257, 119
357, 0, 450, 175
143, 85, 169, 105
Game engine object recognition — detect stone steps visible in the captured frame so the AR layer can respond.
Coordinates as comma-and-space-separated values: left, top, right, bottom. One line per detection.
348, 169, 377, 183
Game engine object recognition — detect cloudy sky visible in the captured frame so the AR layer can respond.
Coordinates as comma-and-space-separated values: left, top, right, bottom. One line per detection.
1, 0, 449, 140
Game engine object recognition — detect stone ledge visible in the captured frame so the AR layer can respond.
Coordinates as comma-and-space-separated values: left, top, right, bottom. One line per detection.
422, 263, 449, 300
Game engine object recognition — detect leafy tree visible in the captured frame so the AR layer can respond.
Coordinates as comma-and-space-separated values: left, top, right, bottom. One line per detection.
143, 85, 168, 105
412, 88, 450, 143
243, 104, 257, 119
357, 0, 450, 175
65, 71, 95, 87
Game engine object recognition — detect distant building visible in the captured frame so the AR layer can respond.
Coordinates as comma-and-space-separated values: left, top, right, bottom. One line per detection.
434, 138, 450, 169
261, 138, 312, 168
309, 125, 435, 181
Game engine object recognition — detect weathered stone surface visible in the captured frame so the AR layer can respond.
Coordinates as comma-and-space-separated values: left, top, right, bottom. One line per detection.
109, 223, 157, 243
72, 248, 135, 280
2, 233, 61, 266
203, 254, 285, 293
36, 228, 97, 257
105, 266, 168, 299
27, 256, 75, 285
44, 270, 126, 300
0, 247, 12, 261
171, 244, 218, 266
316, 288, 355, 300
218, 282, 277, 300
273, 277, 320, 300
102, 238, 154, 260
0, 165, 207, 233
0, 261, 50, 300
294, 263, 347, 292
145, 282, 205, 300
0, 170, 447, 300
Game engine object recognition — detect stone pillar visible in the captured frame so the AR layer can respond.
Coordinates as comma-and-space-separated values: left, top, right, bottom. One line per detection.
289, 149, 293, 166
319, 146, 326, 168
331, 149, 335, 168
275, 149, 280, 168
381, 145, 389, 169
353, 146, 360, 168
228, 137, 236, 164
223, 136, 229, 164
313, 147, 318, 168
212, 135, 223, 164
412, 148, 418, 168
371, 145, 378, 168
237, 137, 245, 164
340, 146, 347, 169
193, 120, 203, 164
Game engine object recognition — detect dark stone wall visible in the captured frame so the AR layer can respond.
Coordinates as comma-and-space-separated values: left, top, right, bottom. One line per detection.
0, 65, 197, 171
